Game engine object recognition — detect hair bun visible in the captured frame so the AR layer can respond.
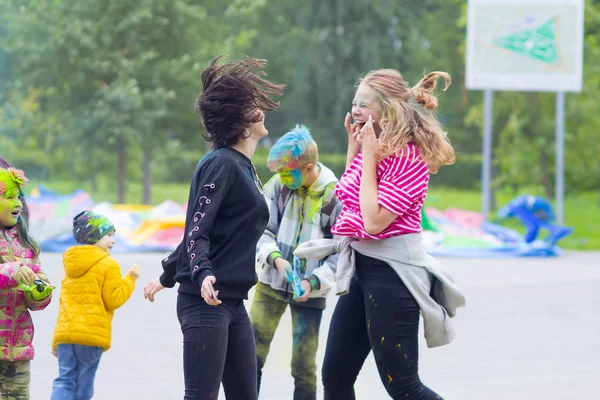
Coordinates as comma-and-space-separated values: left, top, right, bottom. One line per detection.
411, 71, 451, 111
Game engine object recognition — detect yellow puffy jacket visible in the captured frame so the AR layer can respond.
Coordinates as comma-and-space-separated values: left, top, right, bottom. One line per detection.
52, 245, 135, 351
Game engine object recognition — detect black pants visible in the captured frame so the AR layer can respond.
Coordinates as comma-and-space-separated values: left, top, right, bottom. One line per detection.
322, 252, 442, 400
177, 293, 257, 400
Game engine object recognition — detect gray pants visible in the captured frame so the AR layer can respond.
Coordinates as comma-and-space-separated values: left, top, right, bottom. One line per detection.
250, 282, 323, 400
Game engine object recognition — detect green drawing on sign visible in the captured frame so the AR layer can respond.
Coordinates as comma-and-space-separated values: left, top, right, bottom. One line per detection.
494, 16, 559, 65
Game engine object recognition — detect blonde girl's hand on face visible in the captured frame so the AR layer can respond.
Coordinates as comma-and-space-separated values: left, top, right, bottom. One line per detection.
359, 116, 378, 155
143, 277, 165, 303
345, 113, 362, 147
201, 275, 222, 306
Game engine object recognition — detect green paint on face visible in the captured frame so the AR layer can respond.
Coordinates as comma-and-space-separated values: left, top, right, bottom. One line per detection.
279, 169, 303, 190
0, 187, 23, 228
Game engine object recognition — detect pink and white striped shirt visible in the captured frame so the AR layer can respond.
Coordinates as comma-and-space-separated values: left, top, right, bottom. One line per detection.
331, 143, 429, 240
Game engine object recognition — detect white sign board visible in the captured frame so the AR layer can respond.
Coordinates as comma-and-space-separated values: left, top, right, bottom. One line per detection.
466, 0, 584, 92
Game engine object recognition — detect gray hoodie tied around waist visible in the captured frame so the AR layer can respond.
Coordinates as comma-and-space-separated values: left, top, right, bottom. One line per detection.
294, 233, 466, 348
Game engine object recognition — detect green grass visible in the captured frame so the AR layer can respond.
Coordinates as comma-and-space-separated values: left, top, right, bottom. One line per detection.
28, 179, 191, 206
425, 187, 599, 251
26, 180, 600, 250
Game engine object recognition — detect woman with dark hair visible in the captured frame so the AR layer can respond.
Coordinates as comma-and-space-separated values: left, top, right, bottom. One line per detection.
143, 57, 285, 400
0, 157, 29, 222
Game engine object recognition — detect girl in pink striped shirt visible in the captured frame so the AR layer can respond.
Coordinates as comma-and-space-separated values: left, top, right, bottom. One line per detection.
322, 69, 456, 400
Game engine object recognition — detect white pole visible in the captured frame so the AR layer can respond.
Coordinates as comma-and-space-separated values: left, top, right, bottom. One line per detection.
555, 92, 565, 225
482, 89, 493, 220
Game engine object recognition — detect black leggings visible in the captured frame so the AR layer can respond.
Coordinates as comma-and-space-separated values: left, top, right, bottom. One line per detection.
322, 252, 442, 400
177, 293, 257, 400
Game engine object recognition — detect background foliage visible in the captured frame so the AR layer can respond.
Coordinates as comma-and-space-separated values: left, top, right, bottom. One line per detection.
1, 0, 599, 207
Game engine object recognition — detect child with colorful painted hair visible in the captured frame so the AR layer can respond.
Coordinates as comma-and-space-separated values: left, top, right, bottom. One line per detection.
252, 125, 341, 400
51, 210, 139, 400
0, 167, 53, 399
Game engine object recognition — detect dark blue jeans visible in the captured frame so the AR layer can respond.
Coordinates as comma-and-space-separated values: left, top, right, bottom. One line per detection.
322, 252, 442, 400
50, 344, 103, 400
177, 293, 257, 400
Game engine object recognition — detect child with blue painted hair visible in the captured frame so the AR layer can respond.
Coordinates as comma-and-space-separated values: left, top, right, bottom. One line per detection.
252, 125, 341, 400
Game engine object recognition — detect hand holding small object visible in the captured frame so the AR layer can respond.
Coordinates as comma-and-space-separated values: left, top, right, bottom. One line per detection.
294, 280, 311, 303
18, 279, 54, 300
16, 263, 37, 286
201, 276, 222, 306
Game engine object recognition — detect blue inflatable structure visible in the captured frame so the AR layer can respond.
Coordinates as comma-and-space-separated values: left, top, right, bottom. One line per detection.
424, 195, 573, 258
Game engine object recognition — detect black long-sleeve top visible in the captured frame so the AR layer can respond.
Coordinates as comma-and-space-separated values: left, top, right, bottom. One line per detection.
159, 147, 269, 299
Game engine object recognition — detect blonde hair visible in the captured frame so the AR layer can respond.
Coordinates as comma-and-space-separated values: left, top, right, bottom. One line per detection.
360, 69, 455, 173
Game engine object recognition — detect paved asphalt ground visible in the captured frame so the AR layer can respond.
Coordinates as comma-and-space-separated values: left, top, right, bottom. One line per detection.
27, 251, 599, 400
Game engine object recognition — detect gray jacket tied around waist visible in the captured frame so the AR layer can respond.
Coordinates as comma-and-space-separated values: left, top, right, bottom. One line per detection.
293, 233, 466, 348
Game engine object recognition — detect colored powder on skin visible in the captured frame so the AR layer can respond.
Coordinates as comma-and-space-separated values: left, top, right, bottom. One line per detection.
278, 169, 303, 190
0, 188, 22, 228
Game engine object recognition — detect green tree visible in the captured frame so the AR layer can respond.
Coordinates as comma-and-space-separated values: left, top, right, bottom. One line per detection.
0, 0, 231, 202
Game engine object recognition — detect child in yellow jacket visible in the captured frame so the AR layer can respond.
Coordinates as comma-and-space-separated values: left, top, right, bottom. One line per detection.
50, 210, 139, 400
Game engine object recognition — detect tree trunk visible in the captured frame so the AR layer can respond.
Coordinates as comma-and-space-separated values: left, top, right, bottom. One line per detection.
143, 147, 152, 204
490, 102, 501, 213
530, 93, 553, 199
90, 172, 97, 192
117, 135, 126, 204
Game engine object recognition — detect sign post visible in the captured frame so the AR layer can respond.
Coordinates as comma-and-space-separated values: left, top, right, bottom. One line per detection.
466, 0, 584, 224
482, 90, 493, 220
555, 91, 565, 224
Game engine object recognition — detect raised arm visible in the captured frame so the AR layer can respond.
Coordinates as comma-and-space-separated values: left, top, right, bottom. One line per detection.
102, 259, 135, 311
